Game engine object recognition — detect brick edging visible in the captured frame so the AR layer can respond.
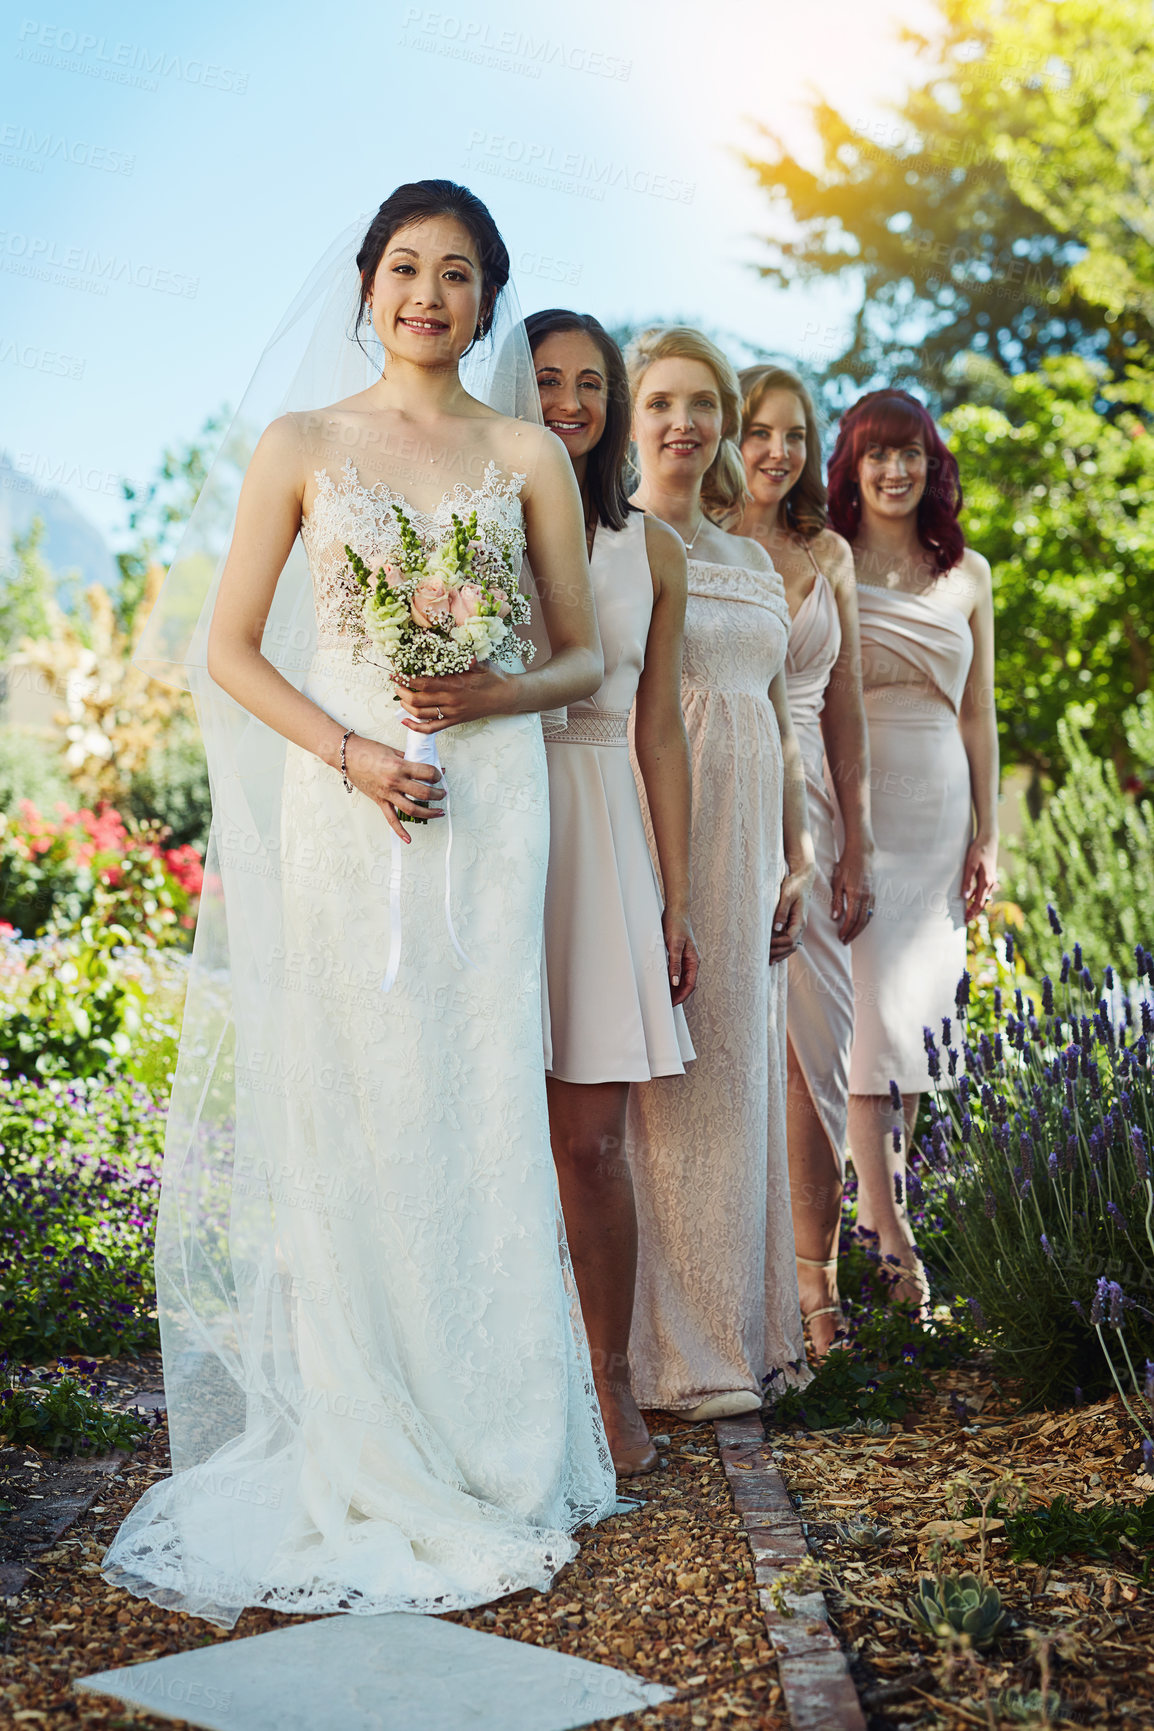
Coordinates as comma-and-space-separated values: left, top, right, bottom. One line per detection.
715, 1415, 866, 1731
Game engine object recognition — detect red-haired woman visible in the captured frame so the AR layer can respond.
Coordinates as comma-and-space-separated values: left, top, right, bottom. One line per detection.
827, 390, 999, 1309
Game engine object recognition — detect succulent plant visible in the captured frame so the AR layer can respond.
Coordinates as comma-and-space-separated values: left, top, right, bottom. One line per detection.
993, 1687, 1063, 1723
834, 1518, 893, 1551
909, 1572, 1007, 1648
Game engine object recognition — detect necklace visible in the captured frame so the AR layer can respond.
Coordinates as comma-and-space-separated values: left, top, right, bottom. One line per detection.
682, 512, 705, 553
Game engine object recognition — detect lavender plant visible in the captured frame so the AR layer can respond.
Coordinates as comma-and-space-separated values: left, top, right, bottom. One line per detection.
0, 1064, 163, 1360
922, 919, 1154, 1409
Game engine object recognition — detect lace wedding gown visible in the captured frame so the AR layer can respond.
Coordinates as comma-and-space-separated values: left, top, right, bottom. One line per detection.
102, 451, 616, 1628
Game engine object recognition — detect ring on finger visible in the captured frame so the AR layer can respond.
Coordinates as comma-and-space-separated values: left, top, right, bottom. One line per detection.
437, 707, 444, 721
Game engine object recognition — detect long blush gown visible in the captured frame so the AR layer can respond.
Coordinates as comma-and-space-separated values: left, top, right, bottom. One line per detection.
627, 556, 807, 1410
848, 581, 974, 1096
543, 511, 694, 1083
784, 552, 854, 1167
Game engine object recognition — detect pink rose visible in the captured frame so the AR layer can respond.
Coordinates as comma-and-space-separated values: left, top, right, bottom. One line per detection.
383, 562, 404, 585
410, 577, 452, 629
448, 583, 485, 626
491, 588, 512, 619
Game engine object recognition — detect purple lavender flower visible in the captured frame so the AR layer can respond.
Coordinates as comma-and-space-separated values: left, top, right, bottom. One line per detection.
1040, 1232, 1053, 1257
1106, 1201, 1127, 1230
1082, 967, 1094, 992
1105, 965, 1114, 990
1090, 1278, 1108, 1326
1047, 904, 1062, 935
1108, 1282, 1126, 1328
984, 1188, 996, 1218
1005, 931, 1015, 964
1144, 1360, 1154, 1405
955, 971, 971, 1014
941, 1016, 952, 1046
1061, 952, 1071, 984
994, 987, 1003, 1017
1132, 1126, 1150, 1179
892, 1125, 902, 1153
889, 1079, 902, 1112
960, 1112, 972, 1145
967, 1297, 987, 1328
1048, 1151, 1059, 1180
1073, 942, 1083, 971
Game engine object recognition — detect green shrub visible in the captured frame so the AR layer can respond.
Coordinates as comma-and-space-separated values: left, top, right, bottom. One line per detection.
1010, 696, 1154, 983
0, 799, 203, 947
0, 919, 183, 1085
124, 717, 211, 853
0, 1360, 150, 1456
0, 1065, 163, 1361
923, 931, 1154, 1408
0, 728, 71, 813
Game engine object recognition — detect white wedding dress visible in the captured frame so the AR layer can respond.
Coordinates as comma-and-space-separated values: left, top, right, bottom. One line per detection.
102, 453, 616, 1628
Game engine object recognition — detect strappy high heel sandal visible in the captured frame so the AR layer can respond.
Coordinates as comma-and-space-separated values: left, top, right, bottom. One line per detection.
796, 1254, 847, 1352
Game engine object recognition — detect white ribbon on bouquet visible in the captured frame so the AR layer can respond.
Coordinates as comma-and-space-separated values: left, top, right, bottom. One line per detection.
381, 728, 475, 994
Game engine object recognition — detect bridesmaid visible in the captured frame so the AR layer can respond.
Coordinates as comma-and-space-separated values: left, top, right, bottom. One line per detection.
827, 390, 999, 1308
527, 310, 698, 1476
625, 326, 814, 1418
734, 366, 876, 1357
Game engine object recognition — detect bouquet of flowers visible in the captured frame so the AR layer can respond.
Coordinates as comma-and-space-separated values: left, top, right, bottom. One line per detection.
345, 503, 533, 678
343, 504, 535, 821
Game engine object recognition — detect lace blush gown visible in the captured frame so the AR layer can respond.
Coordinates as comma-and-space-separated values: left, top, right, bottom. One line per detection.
101, 452, 616, 1627
626, 557, 807, 1409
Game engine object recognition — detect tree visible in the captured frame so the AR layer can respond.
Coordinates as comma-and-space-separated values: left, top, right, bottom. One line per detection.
741, 0, 1154, 407
942, 356, 1154, 773
0, 520, 56, 658
116, 409, 229, 630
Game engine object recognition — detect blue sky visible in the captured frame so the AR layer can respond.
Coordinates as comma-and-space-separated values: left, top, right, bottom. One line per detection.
0, 0, 937, 551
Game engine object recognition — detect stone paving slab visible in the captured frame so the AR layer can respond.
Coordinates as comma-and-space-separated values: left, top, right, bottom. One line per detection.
76, 1608, 675, 1731
715, 1414, 866, 1731
0, 1453, 125, 1598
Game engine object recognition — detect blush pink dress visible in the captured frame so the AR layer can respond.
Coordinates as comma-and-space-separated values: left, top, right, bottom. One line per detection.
542, 511, 694, 1083
848, 582, 974, 1095
784, 554, 854, 1168
627, 556, 807, 1410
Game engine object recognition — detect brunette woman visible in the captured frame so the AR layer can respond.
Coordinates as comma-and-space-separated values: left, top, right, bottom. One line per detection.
527, 310, 697, 1475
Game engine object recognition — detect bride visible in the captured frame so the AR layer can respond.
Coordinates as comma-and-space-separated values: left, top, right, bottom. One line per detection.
102, 181, 617, 1628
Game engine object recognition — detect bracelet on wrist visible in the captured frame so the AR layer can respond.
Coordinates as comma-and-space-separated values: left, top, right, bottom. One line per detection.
340, 728, 355, 794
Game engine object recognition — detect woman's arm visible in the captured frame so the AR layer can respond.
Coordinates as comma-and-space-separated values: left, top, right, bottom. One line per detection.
396, 429, 603, 733
769, 667, 815, 964
818, 533, 876, 943
958, 552, 1000, 920
206, 416, 446, 843
633, 514, 698, 1005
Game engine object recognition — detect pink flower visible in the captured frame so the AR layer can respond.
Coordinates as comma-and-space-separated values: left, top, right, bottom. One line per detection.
448, 583, 485, 626
383, 562, 405, 585
491, 588, 512, 619
410, 576, 453, 629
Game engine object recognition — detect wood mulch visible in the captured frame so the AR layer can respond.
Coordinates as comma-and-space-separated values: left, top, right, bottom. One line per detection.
768, 1361, 1154, 1728
0, 1408, 786, 1730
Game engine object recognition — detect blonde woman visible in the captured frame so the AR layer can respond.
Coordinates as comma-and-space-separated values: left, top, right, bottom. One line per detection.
735, 366, 875, 1357
625, 327, 813, 1417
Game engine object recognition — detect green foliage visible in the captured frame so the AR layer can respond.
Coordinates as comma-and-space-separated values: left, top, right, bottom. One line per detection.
0, 520, 56, 656
940, 359, 1154, 772
0, 800, 202, 948
0, 728, 71, 813
1010, 697, 1154, 980
909, 1572, 1007, 1649
0, 1361, 149, 1456
740, 1, 1153, 403
123, 717, 211, 852
998, 1492, 1154, 1568
0, 922, 183, 1087
116, 408, 228, 630
767, 1222, 970, 1431
0, 1066, 163, 1361
923, 948, 1154, 1408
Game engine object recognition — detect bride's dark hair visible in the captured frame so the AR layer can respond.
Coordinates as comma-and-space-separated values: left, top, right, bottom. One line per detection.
525, 309, 635, 532
355, 180, 510, 349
